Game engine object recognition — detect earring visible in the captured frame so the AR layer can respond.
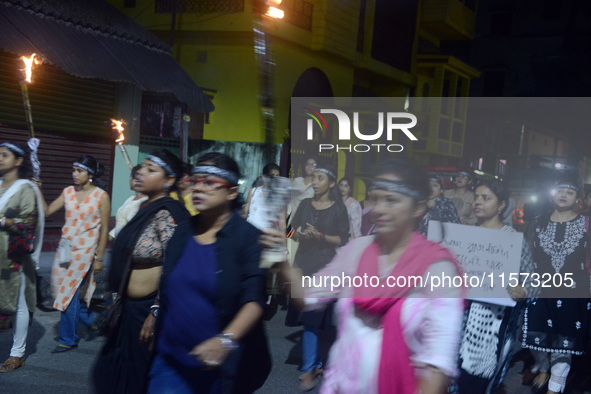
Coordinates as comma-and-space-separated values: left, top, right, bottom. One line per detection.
89, 178, 93, 183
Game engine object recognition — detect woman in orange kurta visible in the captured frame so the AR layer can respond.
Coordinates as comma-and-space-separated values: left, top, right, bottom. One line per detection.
39, 154, 111, 353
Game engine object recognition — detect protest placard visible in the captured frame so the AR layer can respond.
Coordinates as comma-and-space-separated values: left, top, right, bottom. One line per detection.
427, 221, 522, 306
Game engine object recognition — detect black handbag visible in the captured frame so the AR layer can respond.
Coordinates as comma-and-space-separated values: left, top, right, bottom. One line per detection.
98, 255, 132, 336
98, 294, 123, 337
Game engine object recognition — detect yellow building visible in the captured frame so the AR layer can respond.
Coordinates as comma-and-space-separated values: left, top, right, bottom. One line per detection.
111, 0, 480, 197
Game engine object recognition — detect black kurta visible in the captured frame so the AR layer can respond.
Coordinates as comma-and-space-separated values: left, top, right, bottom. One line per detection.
286, 198, 349, 328
522, 214, 591, 355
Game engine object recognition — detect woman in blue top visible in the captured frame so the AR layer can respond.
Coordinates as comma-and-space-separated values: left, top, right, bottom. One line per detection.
148, 152, 271, 394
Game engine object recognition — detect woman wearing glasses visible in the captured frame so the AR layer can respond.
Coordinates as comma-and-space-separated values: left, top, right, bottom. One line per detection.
147, 152, 271, 393
94, 150, 190, 394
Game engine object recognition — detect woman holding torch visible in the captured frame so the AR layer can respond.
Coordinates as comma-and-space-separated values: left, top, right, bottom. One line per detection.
38, 154, 111, 353
0, 142, 43, 372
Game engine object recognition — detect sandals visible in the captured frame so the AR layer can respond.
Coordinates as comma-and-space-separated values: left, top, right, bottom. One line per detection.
299, 368, 324, 392
0, 356, 25, 373
299, 367, 323, 381
51, 344, 78, 353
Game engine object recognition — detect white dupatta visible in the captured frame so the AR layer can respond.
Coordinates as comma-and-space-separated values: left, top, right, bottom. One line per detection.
0, 179, 45, 270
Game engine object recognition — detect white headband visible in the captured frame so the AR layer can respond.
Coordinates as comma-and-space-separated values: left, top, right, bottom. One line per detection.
192, 165, 239, 186
315, 168, 336, 179
146, 155, 175, 176
555, 184, 580, 193
1, 142, 25, 157
73, 162, 95, 175
369, 179, 426, 201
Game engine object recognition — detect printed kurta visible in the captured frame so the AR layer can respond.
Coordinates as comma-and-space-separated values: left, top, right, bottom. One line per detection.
444, 189, 476, 225
522, 215, 591, 355
418, 197, 461, 236
453, 226, 538, 394
51, 186, 105, 311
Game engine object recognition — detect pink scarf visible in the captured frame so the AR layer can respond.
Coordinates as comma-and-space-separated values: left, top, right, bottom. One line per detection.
353, 232, 461, 394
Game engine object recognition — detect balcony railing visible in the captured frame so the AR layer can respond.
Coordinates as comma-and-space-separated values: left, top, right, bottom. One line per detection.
281, 0, 313, 31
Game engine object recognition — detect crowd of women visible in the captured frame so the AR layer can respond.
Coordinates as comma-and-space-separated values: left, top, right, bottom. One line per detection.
0, 140, 589, 394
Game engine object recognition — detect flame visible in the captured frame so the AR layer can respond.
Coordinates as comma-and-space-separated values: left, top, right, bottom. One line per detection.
110, 119, 126, 143
21, 53, 40, 83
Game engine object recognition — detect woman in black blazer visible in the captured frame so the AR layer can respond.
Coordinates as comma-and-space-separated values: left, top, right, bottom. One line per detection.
148, 152, 271, 394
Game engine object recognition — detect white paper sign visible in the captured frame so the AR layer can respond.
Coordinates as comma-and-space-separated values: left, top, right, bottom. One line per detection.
427, 221, 523, 307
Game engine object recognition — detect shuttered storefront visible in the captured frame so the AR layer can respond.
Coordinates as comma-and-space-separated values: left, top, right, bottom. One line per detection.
0, 50, 116, 233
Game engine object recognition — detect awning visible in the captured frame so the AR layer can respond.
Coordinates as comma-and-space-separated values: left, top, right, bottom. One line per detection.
0, 0, 214, 113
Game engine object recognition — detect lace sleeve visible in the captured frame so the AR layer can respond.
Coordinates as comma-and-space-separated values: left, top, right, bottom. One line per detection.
154, 209, 178, 252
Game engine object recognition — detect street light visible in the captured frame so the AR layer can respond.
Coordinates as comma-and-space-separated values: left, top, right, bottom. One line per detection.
266, 7, 284, 18
266, 1, 284, 18
253, 0, 285, 163
254, 0, 284, 19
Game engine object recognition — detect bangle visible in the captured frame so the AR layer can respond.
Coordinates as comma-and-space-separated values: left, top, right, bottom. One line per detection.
216, 333, 239, 351
150, 305, 160, 318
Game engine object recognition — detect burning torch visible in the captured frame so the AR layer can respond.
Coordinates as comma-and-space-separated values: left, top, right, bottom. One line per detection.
111, 119, 133, 170
20, 54, 41, 179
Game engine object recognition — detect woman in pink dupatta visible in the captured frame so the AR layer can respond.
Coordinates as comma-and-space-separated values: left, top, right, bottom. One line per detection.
263, 158, 465, 393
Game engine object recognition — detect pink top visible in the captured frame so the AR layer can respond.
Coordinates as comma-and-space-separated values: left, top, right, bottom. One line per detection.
304, 235, 464, 393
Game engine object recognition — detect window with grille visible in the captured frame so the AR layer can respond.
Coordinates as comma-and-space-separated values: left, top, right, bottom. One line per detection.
140, 92, 204, 140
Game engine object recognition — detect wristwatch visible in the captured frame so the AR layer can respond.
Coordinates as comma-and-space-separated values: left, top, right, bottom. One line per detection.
150, 308, 159, 318
216, 333, 239, 351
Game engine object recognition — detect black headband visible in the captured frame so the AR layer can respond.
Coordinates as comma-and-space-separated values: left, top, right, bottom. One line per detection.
369, 179, 426, 201
192, 165, 239, 186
